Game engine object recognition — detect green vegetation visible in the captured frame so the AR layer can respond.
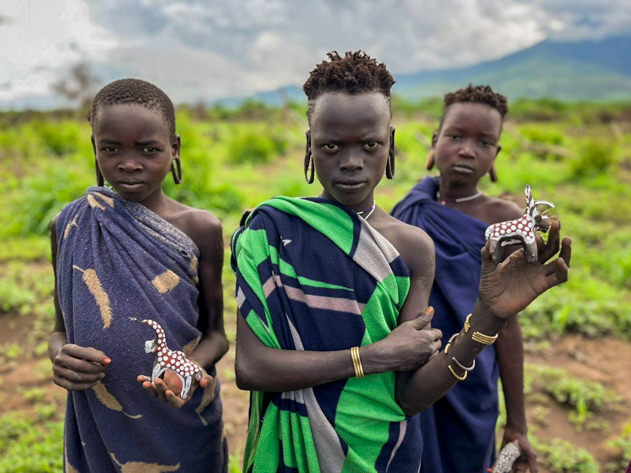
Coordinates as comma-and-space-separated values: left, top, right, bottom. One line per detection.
532, 438, 599, 473
0, 415, 63, 473
1, 97, 630, 472
607, 419, 631, 471
525, 364, 621, 429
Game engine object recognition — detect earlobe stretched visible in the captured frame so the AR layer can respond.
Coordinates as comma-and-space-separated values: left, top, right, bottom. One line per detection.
95, 160, 104, 186
425, 150, 435, 171
171, 157, 183, 185
488, 163, 498, 182
304, 131, 314, 184
386, 128, 396, 179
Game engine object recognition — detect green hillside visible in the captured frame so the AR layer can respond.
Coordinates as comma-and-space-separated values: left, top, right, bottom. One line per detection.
394, 35, 631, 101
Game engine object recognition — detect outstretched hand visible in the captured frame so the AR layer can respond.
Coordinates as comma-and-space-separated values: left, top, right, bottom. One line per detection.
479, 219, 571, 319
137, 369, 215, 409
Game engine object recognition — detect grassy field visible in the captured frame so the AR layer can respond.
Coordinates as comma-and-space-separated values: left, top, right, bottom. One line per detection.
0, 97, 630, 472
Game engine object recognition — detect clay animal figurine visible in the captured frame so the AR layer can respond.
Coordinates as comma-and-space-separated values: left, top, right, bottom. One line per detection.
139, 318, 203, 400
490, 440, 522, 473
485, 185, 555, 264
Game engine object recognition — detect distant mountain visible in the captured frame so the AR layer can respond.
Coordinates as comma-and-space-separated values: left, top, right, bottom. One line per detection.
394, 34, 631, 101
244, 34, 631, 104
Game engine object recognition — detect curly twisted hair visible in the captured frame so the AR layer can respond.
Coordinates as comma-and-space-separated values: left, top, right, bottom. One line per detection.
303, 51, 395, 120
88, 78, 176, 138
440, 84, 508, 128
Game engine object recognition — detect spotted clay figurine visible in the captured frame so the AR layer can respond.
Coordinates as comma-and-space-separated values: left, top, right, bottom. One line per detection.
485, 185, 555, 264
491, 440, 522, 473
140, 319, 203, 400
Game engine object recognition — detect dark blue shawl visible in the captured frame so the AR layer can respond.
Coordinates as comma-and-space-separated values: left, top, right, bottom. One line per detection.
56, 187, 226, 473
392, 177, 499, 473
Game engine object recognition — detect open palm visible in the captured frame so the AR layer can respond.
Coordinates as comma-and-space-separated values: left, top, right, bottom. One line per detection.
479, 220, 571, 319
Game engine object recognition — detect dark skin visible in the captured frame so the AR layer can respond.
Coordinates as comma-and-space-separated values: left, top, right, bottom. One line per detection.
235, 93, 571, 420
432, 101, 541, 472
49, 103, 228, 409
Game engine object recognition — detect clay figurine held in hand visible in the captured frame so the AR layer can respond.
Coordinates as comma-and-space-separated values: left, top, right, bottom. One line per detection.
485, 185, 556, 264
480, 215, 571, 319
139, 318, 204, 400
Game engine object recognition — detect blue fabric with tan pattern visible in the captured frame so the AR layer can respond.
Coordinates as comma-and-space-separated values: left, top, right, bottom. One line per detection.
56, 186, 226, 473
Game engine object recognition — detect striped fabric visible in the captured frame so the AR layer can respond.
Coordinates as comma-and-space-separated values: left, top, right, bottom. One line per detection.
231, 196, 422, 473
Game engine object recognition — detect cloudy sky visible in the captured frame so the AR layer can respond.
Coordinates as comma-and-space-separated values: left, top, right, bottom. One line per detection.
0, 0, 629, 109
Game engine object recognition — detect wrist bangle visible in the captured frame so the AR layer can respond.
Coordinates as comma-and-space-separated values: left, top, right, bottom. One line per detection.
464, 313, 472, 333
451, 356, 475, 372
350, 346, 365, 378
447, 364, 468, 381
443, 332, 458, 355
471, 331, 499, 345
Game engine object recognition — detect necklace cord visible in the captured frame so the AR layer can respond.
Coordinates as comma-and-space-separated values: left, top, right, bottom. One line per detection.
357, 202, 376, 220
437, 189, 482, 203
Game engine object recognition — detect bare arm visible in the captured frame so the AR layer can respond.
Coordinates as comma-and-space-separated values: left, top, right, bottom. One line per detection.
187, 215, 229, 369
235, 308, 437, 392
495, 265, 536, 472
397, 221, 571, 415
49, 214, 111, 391
394, 227, 443, 406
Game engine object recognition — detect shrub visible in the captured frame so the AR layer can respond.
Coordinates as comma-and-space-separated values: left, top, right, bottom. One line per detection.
569, 138, 617, 178
227, 129, 288, 165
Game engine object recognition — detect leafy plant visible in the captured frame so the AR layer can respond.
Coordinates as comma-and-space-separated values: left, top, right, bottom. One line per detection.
525, 364, 621, 429
532, 438, 599, 473
0, 414, 64, 473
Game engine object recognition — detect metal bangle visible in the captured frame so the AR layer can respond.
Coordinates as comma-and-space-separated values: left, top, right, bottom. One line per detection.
443, 332, 458, 355
350, 346, 365, 378
448, 364, 468, 381
464, 313, 472, 333
471, 331, 499, 345
451, 356, 475, 372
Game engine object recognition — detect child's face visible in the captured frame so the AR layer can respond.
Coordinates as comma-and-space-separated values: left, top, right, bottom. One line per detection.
434, 102, 502, 186
92, 104, 178, 204
309, 92, 392, 211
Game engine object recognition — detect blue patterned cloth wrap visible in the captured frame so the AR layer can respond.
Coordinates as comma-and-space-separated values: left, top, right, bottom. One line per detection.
55, 186, 227, 473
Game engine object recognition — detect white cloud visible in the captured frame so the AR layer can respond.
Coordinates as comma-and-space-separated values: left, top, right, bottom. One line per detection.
0, 0, 629, 108
0, 0, 117, 104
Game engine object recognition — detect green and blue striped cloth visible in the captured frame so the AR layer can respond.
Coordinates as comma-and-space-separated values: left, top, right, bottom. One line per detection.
232, 196, 423, 473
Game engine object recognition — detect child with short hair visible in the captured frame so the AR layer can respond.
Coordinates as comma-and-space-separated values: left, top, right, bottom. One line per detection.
392, 84, 537, 472
232, 53, 570, 473
49, 78, 228, 472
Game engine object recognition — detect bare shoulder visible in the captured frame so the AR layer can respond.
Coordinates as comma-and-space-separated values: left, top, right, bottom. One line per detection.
370, 210, 434, 280
164, 199, 223, 253
479, 195, 523, 225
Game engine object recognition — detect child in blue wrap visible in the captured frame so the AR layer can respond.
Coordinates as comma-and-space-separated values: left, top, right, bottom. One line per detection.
392, 84, 537, 473
49, 79, 228, 472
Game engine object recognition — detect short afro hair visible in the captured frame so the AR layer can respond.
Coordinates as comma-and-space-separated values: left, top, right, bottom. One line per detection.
303, 51, 395, 120
440, 84, 508, 128
88, 78, 176, 138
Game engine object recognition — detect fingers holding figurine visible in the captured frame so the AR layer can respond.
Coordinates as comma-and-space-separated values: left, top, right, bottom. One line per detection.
480, 199, 571, 319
